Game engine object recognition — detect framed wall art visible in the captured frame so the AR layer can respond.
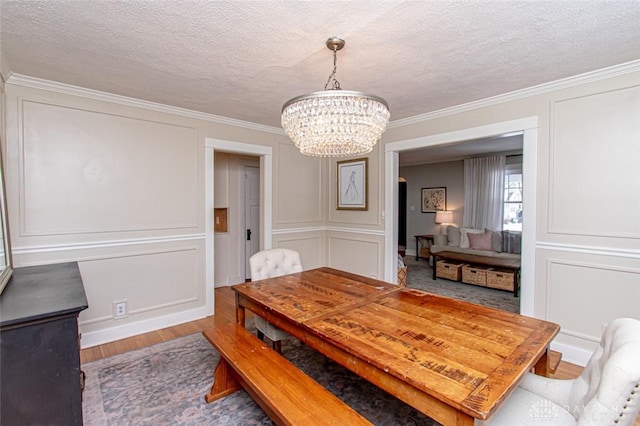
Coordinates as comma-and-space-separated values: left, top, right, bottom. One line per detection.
337, 158, 368, 210
421, 187, 446, 213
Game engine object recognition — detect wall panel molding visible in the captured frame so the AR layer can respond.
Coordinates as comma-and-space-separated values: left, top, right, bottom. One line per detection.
547, 85, 640, 239
326, 226, 385, 236
545, 258, 640, 350
537, 241, 640, 258
12, 233, 205, 256
18, 99, 200, 236
272, 226, 385, 236
328, 235, 382, 279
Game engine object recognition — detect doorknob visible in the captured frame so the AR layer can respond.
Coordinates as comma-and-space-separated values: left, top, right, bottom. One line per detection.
247, 229, 252, 240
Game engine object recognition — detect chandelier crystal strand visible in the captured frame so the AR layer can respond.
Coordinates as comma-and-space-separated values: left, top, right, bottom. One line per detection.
281, 37, 390, 157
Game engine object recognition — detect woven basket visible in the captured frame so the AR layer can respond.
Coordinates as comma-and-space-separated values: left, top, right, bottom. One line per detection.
462, 265, 488, 286
397, 266, 408, 287
436, 261, 464, 281
486, 269, 515, 291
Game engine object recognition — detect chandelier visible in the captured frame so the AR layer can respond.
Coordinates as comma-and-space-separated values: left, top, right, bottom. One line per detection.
281, 37, 390, 157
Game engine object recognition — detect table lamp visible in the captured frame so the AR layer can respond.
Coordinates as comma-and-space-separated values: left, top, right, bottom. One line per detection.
435, 211, 453, 234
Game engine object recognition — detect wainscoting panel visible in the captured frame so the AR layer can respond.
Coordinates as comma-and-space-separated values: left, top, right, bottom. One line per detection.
548, 85, 640, 239
327, 233, 383, 279
273, 232, 324, 270
19, 100, 199, 236
78, 246, 204, 333
541, 253, 640, 363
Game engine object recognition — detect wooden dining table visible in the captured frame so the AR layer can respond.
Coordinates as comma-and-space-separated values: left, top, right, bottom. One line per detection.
231, 267, 560, 426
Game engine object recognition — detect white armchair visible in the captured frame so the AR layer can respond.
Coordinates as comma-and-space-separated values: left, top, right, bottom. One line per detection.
249, 248, 302, 353
482, 317, 640, 425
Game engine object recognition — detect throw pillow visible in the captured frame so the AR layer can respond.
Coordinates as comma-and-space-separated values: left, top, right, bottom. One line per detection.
502, 230, 522, 254
486, 228, 503, 253
447, 226, 461, 246
460, 227, 484, 248
468, 231, 493, 251
434, 234, 448, 246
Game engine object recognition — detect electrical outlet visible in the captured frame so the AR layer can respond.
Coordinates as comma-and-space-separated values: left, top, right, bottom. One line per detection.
113, 301, 127, 319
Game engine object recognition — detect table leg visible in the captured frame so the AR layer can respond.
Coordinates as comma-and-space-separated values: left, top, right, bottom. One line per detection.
416, 237, 420, 261
454, 412, 475, 426
204, 358, 241, 403
236, 305, 245, 326
533, 347, 551, 377
432, 257, 437, 280
514, 269, 521, 297
235, 292, 246, 326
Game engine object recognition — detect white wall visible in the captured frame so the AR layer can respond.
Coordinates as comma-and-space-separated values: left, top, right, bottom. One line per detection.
3, 77, 296, 347
272, 141, 326, 271
400, 160, 464, 247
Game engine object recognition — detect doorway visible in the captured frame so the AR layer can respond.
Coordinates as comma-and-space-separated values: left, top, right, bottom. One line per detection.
205, 138, 273, 308
398, 179, 407, 254
384, 117, 538, 316
244, 166, 260, 279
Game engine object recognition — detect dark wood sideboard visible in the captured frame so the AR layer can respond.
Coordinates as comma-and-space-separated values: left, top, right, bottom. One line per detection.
0, 262, 88, 425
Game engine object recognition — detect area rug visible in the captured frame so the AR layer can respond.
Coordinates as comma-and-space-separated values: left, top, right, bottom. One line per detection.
404, 257, 520, 313
82, 325, 438, 426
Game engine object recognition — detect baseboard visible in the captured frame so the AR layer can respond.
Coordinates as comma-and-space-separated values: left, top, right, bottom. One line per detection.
80, 305, 211, 349
550, 341, 592, 367
405, 249, 417, 257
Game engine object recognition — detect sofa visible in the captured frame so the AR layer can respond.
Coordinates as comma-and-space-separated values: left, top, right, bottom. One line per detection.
430, 226, 521, 261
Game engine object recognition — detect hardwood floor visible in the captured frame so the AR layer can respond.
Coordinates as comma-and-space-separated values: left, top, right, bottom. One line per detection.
81, 286, 639, 425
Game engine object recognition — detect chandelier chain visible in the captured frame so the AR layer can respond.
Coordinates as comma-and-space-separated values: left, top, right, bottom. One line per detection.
324, 46, 342, 91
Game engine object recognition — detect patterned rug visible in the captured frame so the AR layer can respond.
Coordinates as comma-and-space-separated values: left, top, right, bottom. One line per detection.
82, 321, 438, 426
404, 257, 520, 313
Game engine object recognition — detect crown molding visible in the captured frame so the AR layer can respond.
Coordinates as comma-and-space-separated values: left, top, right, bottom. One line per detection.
6, 73, 285, 135
388, 59, 640, 129
8, 59, 639, 136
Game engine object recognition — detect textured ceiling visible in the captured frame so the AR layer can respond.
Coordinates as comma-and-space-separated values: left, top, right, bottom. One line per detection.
2, 0, 640, 130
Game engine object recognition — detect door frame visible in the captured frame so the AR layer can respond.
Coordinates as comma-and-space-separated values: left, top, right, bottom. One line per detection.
205, 138, 272, 313
384, 117, 538, 316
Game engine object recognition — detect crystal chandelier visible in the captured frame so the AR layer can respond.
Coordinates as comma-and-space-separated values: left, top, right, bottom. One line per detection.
281, 37, 390, 157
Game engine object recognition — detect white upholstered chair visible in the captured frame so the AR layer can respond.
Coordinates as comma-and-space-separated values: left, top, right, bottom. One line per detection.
249, 248, 302, 353
481, 317, 640, 425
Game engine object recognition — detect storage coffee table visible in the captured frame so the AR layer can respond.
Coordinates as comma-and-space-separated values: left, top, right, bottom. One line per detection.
432, 251, 521, 297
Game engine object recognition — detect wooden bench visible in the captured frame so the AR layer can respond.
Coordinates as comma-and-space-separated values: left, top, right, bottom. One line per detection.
203, 323, 372, 426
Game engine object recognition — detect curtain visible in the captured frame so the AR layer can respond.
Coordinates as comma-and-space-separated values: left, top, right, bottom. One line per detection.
463, 156, 505, 231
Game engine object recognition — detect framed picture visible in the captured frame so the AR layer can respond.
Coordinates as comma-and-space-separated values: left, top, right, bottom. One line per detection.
421, 187, 446, 213
337, 158, 368, 210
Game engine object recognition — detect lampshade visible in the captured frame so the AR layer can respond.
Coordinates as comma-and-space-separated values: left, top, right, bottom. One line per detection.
281, 37, 390, 157
435, 211, 453, 224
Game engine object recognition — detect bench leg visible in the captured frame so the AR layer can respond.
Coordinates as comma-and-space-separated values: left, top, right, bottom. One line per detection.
273, 339, 281, 353
204, 358, 241, 403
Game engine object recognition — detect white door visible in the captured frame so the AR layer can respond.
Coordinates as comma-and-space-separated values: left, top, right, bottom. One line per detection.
244, 166, 260, 280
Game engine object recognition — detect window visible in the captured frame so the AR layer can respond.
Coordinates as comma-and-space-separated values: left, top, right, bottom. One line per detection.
503, 165, 522, 231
